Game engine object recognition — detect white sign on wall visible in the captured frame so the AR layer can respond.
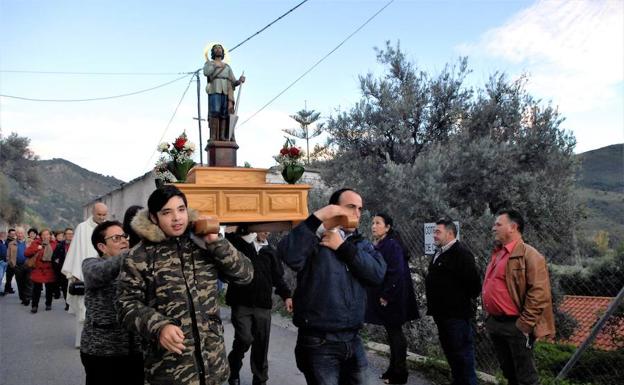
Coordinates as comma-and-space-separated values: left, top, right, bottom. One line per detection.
424, 221, 460, 255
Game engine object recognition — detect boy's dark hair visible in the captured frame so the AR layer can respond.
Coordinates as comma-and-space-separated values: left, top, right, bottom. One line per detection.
496, 208, 525, 234
91, 220, 123, 256
148, 186, 188, 217
27, 228, 38, 236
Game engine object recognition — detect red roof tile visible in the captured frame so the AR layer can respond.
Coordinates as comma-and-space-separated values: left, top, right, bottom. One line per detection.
557, 295, 624, 351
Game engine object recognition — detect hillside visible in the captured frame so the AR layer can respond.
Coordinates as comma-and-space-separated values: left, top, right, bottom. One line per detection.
574, 143, 624, 244
5, 158, 123, 229
576, 143, 623, 192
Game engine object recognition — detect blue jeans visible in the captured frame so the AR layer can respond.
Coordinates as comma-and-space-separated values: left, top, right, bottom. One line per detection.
295, 333, 368, 385
0, 261, 7, 289
208, 93, 228, 118
434, 317, 478, 385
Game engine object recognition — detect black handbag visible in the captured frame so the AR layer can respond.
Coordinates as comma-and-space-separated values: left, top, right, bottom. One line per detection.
68, 280, 85, 295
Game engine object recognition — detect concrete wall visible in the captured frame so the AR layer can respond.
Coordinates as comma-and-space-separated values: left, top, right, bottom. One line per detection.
83, 171, 158, 222
84, 168, 322, 222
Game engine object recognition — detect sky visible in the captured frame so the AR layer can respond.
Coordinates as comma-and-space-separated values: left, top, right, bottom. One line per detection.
1, 0, 622, 182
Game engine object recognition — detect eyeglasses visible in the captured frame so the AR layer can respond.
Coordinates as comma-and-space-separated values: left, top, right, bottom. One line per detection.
104, 233, 130, 243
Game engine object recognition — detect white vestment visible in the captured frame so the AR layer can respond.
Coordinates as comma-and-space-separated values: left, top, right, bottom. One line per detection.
61, 215, 98, 346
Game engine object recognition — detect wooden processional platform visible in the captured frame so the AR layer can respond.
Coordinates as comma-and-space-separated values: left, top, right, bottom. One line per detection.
174, 166, 310, 231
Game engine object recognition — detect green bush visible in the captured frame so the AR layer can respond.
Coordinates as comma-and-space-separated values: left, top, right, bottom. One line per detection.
535, 342, 624, 385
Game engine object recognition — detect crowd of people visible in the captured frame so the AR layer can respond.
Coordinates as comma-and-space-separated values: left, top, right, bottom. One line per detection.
0, 226, 73, 312
0, 185, 555, 385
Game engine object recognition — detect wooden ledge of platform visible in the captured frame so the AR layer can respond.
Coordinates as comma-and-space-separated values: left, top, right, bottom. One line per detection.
174, 166, 310, 227
186, 166, 270, 185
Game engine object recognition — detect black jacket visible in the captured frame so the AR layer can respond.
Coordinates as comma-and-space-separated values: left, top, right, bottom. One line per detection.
225, 233, 291, 309
425, 240, 481, 319
52, 241, 69, 277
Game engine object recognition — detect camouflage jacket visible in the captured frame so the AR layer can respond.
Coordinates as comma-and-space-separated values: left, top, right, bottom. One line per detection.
117, 209, 253, 385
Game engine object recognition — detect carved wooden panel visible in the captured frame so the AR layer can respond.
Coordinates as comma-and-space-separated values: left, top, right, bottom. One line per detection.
225, 193, 262, 217
175, 168, 310, 225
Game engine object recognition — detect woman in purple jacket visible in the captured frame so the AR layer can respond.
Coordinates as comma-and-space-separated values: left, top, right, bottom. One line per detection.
366, 213, 419, 384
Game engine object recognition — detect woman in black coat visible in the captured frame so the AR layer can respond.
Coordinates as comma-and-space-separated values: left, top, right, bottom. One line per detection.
366, 213, 419, 385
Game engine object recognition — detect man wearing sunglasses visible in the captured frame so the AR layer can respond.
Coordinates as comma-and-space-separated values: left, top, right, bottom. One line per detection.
80, 220, 143, 385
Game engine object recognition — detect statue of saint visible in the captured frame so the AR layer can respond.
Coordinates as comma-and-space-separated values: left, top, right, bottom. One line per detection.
203, 44, 245, 142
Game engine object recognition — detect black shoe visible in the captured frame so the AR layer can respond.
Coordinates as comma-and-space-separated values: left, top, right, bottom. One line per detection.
380, 370, 390, 380
6, 289, 15, 294
0, 292, 5, 296
31, 306, 38, 313
22, 300, 30, 306
228, 378, 240, 385
65, 303, 70, 311
45, 305, 52, 311
384, 372, 408, 385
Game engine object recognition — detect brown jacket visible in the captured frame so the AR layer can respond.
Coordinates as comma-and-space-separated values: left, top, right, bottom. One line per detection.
506, 239, 555, 338
7, 239, 31, 268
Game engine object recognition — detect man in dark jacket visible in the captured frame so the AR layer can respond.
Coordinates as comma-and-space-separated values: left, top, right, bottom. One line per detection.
425, 218, 481, 385
279, 188, 386, 385
0, 230, 8, 294
225, 229, 292, 385
1, 228, 16, 295
52, 227, 73, 310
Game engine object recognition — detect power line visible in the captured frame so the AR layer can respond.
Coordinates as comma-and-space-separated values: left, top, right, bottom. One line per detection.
144, 75, 196, 171
2, 1, 308, 102
0, 73, 193, 102
0, 70, 183, 75
229, 0, 309, 53
238, 0, 395, 128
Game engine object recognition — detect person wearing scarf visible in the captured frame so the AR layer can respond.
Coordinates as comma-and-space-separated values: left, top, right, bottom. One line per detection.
25, 228, 57, 313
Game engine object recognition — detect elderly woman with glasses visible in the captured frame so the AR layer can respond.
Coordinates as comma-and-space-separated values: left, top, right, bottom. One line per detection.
80, 220, 143, 385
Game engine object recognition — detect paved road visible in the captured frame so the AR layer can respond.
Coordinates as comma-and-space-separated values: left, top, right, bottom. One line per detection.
0, 284, 431, 385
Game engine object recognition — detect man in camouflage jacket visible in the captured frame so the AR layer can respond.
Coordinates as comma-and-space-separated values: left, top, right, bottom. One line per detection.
117, 186, 254, 385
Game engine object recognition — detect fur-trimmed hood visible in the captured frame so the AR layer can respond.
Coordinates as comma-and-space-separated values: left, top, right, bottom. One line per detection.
130, 207, 200, 243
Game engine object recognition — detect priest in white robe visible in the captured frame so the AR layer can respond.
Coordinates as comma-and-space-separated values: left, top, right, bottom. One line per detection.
61, 202, 108, 348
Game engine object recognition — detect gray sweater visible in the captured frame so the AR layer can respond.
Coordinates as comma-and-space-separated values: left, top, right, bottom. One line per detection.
81, 254, 140, 356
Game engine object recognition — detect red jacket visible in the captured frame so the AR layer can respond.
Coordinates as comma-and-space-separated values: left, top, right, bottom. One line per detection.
25, 239, 58, 284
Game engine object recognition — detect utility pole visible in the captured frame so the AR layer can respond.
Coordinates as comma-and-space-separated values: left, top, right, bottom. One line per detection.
193, 70, 204, 165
